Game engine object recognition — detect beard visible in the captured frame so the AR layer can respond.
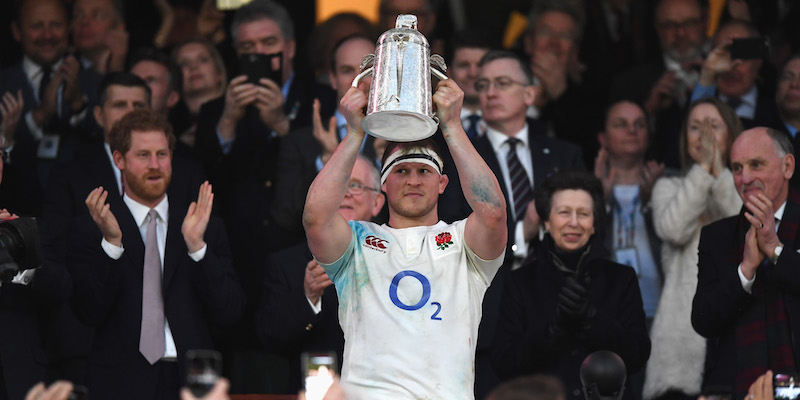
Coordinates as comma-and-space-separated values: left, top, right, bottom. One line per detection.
665, 43, 704, 64
387, 192, 438, 220
125, 170, 171, 204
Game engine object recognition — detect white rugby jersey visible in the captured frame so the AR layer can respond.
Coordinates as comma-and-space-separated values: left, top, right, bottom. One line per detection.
321, 219, 503, 400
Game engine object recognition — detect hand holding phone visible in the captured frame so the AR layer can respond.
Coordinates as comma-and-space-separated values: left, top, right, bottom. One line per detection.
238, 53, 283, 86
303, 352, 336, 400
186, 349, 222, 398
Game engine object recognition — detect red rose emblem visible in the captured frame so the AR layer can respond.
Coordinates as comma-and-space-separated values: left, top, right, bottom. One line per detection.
435, 232, 453, 250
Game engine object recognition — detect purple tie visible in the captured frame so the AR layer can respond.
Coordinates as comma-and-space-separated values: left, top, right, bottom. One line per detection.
140, 209, 165, 365
506, 137, 532, 222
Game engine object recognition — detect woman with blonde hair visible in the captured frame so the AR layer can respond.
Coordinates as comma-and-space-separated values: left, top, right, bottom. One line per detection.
171, 38, 228, 146
644, 97, 744, 400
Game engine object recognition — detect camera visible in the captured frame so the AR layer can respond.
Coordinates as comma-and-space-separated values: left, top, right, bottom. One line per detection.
0, 218, 42, 283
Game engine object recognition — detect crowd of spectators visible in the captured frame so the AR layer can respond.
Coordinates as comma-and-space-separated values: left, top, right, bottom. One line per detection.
2, 0, 800, 398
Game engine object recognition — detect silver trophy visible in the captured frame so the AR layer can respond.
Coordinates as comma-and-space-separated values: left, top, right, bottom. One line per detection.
351, 14, 448, 142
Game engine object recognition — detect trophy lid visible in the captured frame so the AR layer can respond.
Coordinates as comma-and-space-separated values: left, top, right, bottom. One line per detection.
376, 14, 429, 47
395, 14, 418, 30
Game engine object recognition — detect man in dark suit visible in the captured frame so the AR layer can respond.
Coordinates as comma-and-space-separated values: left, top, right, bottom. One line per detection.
193, 0, 336, 254
68, 109, 244, 400
610, 0, 708, 169
256, 155, 384, 393
272, 34, 377, 240
439, 49, 583, 399
39, 72, 205, 383
0, 0, 102, 215
192, 2, 336, 389
691, 20, 783, 132
692, 127, 800, 399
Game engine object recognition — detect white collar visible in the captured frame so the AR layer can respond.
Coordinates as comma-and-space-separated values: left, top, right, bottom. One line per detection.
123, 193, 169, 228
486, 123, 529, 152
460, 108, 481, 120
22, 55, 63, 82
775, 200, 787, 222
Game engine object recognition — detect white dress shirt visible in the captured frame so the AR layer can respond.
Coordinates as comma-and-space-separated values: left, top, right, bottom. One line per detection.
101, 194, 208, 360
485, 124, 534, 261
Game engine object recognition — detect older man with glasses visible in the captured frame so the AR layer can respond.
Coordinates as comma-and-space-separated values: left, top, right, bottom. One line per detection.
439, 49, 584, 398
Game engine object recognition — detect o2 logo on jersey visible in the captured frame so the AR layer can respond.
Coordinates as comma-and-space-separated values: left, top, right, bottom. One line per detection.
388, 270, 442, 321
364, 235, 389, 253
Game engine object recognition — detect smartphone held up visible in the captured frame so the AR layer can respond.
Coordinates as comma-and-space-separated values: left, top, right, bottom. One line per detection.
303, 352, 337, 400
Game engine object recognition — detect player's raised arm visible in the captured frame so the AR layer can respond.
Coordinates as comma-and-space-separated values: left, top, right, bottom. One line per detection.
435, 79, 507, 260
303, 87, 367, 263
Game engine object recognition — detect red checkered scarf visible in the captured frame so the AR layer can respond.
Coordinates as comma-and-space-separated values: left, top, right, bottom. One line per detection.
733, 189, 800, 397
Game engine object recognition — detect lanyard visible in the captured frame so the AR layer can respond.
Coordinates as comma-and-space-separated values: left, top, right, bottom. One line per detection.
614, 193, 639, 249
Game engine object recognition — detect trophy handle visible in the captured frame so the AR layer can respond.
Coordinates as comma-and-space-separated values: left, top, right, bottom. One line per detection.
431, 68, 448, 81
351, 67, 374, 88
352, 54, 375, 88
430, 54, 448, 81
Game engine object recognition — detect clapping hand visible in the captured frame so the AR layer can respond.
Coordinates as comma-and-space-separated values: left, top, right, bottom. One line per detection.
594, 147, 615, 200
182, 181, 214, 253
552, 272, 594, 336
0, 90, 23, 147
85, 187, 122, 246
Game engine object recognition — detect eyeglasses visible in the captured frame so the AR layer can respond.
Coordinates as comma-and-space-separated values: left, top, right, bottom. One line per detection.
346, 181, 379, 195
474, 77, 530, 93
657, 18, 702, 32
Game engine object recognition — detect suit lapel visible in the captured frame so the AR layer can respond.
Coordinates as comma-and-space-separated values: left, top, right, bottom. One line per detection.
529, 135, 554, 191
118, 203, 145, 281
86, 144, 124, 204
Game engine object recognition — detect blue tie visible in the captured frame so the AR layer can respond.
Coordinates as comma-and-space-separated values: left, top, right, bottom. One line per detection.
465, 114, 481, 140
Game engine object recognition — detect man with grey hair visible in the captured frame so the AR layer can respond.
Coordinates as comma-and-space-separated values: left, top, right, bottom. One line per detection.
192, 0, 336, 391
692, 127, 800, 399
256, 155, 384, 393
610, 0, 709, 168
691, 19, 782, 131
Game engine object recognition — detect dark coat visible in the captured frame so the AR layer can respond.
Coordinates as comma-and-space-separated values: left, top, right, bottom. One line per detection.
692, 193, 800, 392
492, 237, 651, 400
255, 243, 344, 393
437, 119, 584, 398
67, 205, 244, 400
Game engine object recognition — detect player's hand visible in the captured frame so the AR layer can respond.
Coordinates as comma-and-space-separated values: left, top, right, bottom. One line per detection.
340, 87, 367, 136
432, 79, 464, 135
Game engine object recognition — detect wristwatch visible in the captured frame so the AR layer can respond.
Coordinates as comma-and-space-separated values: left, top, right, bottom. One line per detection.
771, 243, 784, 264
